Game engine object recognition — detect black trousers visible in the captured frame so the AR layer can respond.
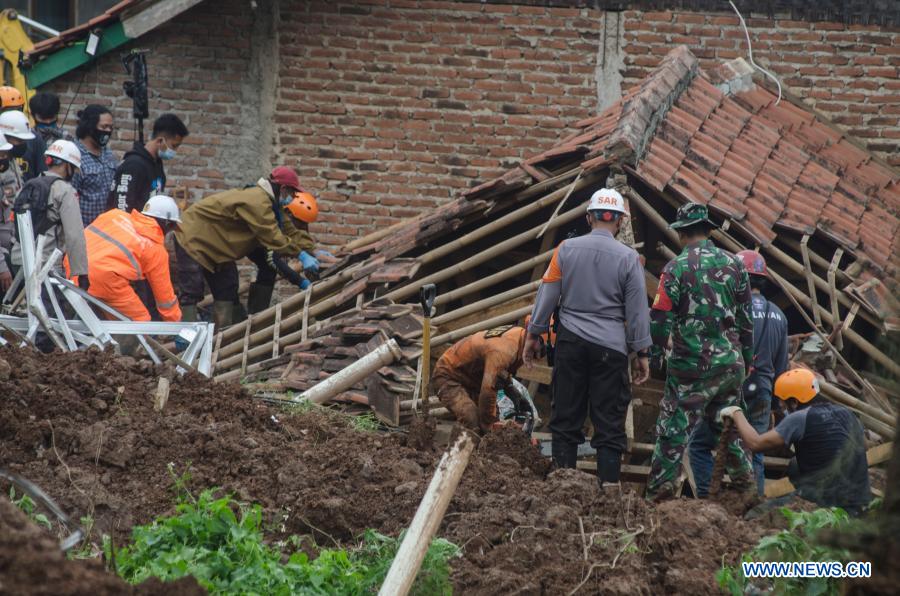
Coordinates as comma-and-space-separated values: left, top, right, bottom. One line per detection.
549, 324, 631, 452
174, 238, 239, 306
247, 247, 276, 286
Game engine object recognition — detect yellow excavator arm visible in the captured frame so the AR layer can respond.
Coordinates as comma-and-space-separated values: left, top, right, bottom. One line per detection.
0, 9, 35, 112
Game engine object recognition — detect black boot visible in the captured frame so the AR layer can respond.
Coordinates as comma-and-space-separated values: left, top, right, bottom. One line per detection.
596, 447, 622, 484
247, 283, 274, 315
551, 441, 578, 469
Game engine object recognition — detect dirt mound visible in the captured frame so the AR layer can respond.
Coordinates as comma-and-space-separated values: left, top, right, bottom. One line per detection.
0, 495, 204, 595
1, 345, 768, 593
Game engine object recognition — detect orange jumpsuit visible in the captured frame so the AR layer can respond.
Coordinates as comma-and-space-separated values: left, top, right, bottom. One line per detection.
431, 326, 526, 431
83, 209, 181, 322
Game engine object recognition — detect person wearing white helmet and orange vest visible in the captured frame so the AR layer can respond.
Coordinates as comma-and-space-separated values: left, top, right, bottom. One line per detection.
523, 188, 652, 488
77, 195, 182, 322
11, 139, 88, 290
0, 87, 47, 182
719, 368, 871, 515
690, 250, 789, 497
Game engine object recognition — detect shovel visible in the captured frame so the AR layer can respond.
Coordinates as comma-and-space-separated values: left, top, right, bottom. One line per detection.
419, 284, 437, 416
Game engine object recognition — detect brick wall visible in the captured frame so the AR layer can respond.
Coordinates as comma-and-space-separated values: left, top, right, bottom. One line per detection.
42, 0, 273, 199
275, 0, 604, 246
621, 10, 900, 167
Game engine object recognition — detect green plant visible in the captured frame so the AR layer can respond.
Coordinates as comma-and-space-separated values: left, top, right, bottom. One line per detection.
110, 488, 459, 595
9, 487, 52, 531
717, 507, 853, 596
349, 413, 380, 433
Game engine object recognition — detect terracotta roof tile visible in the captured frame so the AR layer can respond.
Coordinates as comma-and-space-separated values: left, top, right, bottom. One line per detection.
27, 0, 146, 59
637, 137, 685, 191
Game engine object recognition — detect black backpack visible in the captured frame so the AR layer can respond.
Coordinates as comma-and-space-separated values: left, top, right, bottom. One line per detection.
13, 174, 63, 240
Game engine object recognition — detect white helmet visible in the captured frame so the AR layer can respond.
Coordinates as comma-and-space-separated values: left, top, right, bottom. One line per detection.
45, 139, 82, 169
586, 188, 627, 215
0, 132, 11, 152
142, 194, 181, 223
0, 110, 35, 140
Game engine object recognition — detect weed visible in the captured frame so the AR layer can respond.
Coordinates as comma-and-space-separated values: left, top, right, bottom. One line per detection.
717, 507, 852, 596
9, 487, 52, 531
110, 488, 459, 594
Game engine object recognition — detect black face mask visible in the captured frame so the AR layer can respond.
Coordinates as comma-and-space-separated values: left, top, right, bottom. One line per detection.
93, 129, 111, 147
10, 144, 26, 158
0, 158, 8, 173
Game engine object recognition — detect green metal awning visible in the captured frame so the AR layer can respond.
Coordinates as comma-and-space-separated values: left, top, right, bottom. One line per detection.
23, 21, 132, 88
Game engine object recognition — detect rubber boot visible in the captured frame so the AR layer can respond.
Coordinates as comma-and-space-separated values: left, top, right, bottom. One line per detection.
596, 447, 622, 490
551, 441, 578, 469
180, 304, 198, 322
247, 283, 274, 315
212, 300, 234, 329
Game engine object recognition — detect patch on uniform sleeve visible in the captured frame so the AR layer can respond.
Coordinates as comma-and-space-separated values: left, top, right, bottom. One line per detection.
652, 274, 673, 311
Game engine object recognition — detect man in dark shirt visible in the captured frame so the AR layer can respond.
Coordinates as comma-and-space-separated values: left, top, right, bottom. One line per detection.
108, 113, 189, 213
690, 250, 789, 496
720, 368, 871, 516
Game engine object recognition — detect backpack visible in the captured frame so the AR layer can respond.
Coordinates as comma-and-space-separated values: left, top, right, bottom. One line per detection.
13, 174, 63, 240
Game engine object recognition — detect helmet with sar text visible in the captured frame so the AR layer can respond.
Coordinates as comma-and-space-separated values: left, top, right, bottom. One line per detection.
45, 139, 81, 170
586, 188, 627, 221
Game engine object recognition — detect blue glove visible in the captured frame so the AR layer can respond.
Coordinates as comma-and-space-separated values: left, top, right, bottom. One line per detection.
299, 251, 320, 273
298, 278, 311, 290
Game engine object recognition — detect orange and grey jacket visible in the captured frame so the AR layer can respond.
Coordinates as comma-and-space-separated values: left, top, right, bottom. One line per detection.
528, 229, 651, 356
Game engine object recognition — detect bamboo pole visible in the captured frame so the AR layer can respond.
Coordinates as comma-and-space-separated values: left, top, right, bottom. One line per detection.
820, 381, 895, 428
343, 217, 417, 252
433, 249, 553, 307
432, 282, 539, 327
377, 433, 476, 596
297, 339, 403, 405
384, 202, 586, 304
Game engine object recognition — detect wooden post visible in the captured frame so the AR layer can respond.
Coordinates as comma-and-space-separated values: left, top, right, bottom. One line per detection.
378, 433, 476, 596
154, 377, 170, 412
827, 249, 844, 351
800, 235, 823, 328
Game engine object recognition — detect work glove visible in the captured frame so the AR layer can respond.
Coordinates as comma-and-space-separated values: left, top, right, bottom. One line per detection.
77, 275, 90, 292
716, 406, 743, 425
298, 251, 320, 274
298, 277, 311, 290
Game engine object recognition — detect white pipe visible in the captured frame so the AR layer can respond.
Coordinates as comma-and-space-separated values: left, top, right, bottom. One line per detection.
16, 15, 61, 37
297, 339, 403, 404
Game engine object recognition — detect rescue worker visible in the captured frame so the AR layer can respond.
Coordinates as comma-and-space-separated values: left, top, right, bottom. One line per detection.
0, 132, 21, 292
81, 195, 182, 322
0, 87, 46, 181
108, 113, 189, 213
174, 166, 317, 327
29, 92, 65, 144
72, 105, 117, 226
245, 191, 320, 314
12, 140, 88, 288
646, 202, 755, 500
690, 250, 789, 496
432, 325, 530, 433
524, 188, 651, 485
720, 369, 872, 516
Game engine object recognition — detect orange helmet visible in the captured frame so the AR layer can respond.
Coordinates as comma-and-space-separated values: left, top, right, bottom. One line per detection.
524, 314, 556, 345
0, 87, 24, 110
774, 368, 820, 404
286, 192, 318, 223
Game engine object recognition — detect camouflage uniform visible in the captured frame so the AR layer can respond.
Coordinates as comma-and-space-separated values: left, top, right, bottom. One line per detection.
646, 203, 754, 499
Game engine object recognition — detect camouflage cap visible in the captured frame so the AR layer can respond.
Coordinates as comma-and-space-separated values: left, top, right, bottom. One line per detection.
669, 202, 718, 230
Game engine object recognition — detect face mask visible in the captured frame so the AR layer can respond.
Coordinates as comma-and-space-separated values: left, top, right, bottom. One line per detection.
279, 192, 293, 207
10, 144, 26, 158
0, 158, 8, 173
158, 138, 177, 161
35, 122, 58, 130
93, 129, 111, 147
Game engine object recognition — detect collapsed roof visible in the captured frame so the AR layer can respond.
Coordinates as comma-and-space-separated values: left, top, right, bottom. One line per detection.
211, 46, 899, 400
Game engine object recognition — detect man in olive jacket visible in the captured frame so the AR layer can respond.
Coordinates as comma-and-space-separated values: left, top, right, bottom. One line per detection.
174, 166, 312, 327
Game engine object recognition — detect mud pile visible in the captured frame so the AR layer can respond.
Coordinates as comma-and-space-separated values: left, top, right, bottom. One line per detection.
1, 345, 765, 594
